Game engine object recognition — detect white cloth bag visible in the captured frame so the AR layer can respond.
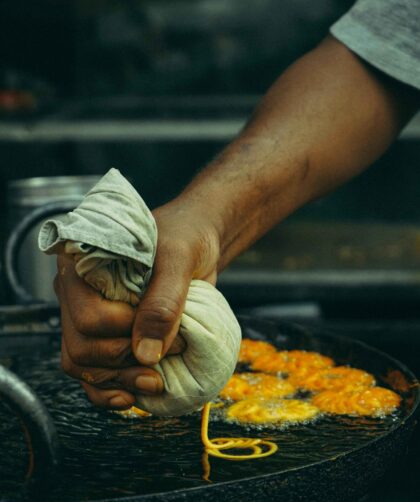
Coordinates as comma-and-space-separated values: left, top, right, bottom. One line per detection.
39, 168, 241, 416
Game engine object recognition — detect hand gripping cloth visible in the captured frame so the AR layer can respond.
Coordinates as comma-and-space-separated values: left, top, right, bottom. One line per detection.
38, 168, 241, 416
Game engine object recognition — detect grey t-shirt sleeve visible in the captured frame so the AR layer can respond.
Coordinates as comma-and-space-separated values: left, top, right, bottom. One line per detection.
330, 0, 420, 90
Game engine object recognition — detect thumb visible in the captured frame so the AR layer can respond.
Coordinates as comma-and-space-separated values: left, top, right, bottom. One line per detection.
132, 248, 194, 366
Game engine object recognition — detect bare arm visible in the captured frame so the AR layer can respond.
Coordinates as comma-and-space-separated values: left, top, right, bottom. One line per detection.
178, 35, 419, 270
58, 36, 419, 409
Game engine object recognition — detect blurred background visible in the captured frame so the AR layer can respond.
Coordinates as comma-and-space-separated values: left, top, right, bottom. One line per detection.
0, 0, 419, 319
0, 4, 419, 499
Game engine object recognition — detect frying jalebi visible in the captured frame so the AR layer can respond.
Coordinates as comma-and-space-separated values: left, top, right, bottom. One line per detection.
289, 366, 375, 392
219, 372, 296, 401
238, 339, 277, 364
312, 387, 401, 417
226, 398, 320, 425
251, 350, 334, 375
201, 403, 278, 461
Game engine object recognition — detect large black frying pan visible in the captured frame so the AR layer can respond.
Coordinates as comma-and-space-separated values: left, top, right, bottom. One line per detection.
0, 314, 418, 502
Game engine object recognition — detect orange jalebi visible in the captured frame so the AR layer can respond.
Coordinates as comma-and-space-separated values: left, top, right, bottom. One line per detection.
238, 339, 277, 364
252, 350, 334, 375
289, 366, 375, 392
226, 398, 320, 425
312, 387, 401, 417
219, 372, 295, 401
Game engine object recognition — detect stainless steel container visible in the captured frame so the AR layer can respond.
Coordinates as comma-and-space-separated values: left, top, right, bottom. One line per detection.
7, 175, 100, 302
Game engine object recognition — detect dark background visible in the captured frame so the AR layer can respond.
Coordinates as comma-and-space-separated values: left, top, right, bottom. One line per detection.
0, 3, 419, 500
0, 0, 419, 300
1, 0, 418, 220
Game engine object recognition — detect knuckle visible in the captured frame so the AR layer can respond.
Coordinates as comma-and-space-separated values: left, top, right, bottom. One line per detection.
66, 341, 89, 366
138, 298, 180, 332
73, 301, 131, 337
73, 309, 101, 336
156, 235, 192, 261
105, 338, 131, 364
102, 307, 133, 334
84, 369, 118, 387
65, 336, 130, 367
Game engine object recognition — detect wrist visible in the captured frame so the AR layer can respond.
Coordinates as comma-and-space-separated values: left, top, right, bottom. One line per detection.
174, 136, 308, 270
153, 198, 222, 279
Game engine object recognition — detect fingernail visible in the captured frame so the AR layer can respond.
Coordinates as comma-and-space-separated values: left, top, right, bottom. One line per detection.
136, 338, 163, 365
109, 395, 129, 408
135, 375, 158, 394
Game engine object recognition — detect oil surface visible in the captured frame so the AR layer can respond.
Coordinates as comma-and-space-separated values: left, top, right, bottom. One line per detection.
0, 347, 403, 501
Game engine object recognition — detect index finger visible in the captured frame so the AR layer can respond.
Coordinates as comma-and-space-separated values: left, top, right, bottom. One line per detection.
57, 253, 135, 338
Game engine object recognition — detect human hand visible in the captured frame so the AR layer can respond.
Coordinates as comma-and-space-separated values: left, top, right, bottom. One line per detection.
55, 253, 166, 410
55, 198, 221, 410
131, 199, 221, 365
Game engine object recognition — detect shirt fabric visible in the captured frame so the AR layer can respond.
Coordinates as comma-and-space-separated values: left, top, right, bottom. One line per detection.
330, 0, 420, 90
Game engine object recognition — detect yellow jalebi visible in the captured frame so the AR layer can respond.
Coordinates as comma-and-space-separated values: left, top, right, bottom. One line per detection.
201, 403, 278, 461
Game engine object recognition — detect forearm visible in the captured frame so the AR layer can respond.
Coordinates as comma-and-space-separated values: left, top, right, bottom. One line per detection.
175, 36, 419, 271
62, 37, 419, 399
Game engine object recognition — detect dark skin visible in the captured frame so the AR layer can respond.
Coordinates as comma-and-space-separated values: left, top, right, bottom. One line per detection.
56, 36, 420, 410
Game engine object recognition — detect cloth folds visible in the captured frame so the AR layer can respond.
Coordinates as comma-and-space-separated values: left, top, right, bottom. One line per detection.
38, 168, 241, 416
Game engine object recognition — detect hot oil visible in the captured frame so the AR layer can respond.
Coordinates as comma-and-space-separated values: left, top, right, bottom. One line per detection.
0, 348, 402, 501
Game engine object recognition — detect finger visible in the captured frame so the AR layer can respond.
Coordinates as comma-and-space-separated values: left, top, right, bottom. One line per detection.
62, 339, 164, 395
80, 382, 135, 410
68, 336, 135, 368
113, 366, 164, 395
57, 253, 135, 338
166, 334, 187, 355
132, 242, 194, 366
60, 295, 136, 368
58, 253, 186, 354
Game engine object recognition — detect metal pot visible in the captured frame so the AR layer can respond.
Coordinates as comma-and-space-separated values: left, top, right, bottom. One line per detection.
6, 175, 100, 303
